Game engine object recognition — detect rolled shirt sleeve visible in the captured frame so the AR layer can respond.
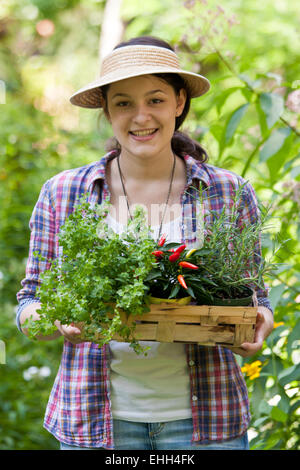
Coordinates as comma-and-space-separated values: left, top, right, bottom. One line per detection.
16, 179, 56, 331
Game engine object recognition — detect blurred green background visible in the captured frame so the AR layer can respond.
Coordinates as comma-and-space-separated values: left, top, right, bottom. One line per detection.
0, 0, 299, 450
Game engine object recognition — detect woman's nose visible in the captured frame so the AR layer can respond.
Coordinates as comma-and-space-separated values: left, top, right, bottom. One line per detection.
132, 104, 151, 124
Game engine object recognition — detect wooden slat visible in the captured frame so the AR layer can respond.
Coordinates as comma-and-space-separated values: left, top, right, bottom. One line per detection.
133, 304, 257, 320
107, 305, 257, 322
132, 314, 254, 325
149, 304, 256, 316
174, 325, 235, 344
131, 312, 256, 325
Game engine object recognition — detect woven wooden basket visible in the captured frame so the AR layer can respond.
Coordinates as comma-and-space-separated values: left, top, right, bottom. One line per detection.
88, 302, 257, 347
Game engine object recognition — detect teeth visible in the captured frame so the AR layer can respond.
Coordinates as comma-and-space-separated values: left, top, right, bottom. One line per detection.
131, 129, 157, 136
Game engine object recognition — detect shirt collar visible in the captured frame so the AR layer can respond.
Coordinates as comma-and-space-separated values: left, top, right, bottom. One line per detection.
183, 154, 210, 188
86, 151, 211, 192
85, 151, 116, 192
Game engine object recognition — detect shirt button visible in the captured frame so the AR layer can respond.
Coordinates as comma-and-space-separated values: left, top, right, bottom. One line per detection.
189, 360, 195, 366
192, 395, 198, 401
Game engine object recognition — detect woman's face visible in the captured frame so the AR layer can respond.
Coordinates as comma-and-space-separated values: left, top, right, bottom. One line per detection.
104, 74, 186, 160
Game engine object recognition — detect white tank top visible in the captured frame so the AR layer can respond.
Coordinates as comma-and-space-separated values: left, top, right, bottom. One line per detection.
106, 213, 192, 422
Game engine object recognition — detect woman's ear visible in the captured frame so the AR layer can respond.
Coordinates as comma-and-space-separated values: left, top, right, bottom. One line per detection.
175, 88, 187, 117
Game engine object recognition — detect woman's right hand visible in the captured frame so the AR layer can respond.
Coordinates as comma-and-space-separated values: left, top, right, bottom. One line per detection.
54, 320, 87, 345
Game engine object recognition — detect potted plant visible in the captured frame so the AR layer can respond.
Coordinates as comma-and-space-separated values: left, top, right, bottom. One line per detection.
145, 237, 196, 305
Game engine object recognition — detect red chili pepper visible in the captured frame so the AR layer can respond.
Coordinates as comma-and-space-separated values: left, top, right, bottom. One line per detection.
152, 250, 164, 258
168, 244, 186, 262
158, 234, 166, 247
169, 251, 181, 262
175, 244, 186, 254
177, 274, 188, 289
179, 261, 199, 270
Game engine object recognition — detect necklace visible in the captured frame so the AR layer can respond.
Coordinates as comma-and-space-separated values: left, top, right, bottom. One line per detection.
116, 153, 176, 242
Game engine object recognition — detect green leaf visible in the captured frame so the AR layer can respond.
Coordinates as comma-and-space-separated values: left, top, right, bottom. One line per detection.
215, 87, 243, 115
209, 122, 224, 145
256, 102, 269, 138
266, 325, 287, 347
277, 393, 290, 414
287, 319, 300, 355
282, 152, 300, 173
278, 364, 300, 387
264, 432, 282, 450
259, 92, 284, 129
225, 103, 249, 143
240, 87, 253, 102
268, 284, 286, 311
266, 132, 294, 181
261, 356, 285, 377
259, 128, 291, 162
144, 270, 162, 281
252, 416, 269, 428
289, 400, 300, 414
258, 400, 272, 416
270, 406, 288, 423
186, 285, 195, 298
169, 283, 180, 299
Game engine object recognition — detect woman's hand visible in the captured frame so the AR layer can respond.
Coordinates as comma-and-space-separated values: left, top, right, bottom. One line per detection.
54, 320, 88, 345
229, 306, 274, 357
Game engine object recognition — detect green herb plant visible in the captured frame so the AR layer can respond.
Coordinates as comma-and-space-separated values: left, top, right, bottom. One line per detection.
23, 195, 157, 355
186, 183, 285, 303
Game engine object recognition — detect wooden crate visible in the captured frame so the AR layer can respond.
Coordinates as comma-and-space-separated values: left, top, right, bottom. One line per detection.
109, 303, 257, 347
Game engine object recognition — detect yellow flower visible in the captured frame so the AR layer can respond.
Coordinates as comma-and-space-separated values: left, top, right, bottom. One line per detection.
241, 360, 263, 380
273, 321, 284, 328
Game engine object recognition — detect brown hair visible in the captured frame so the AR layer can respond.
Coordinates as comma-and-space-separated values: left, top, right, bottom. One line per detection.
100, 36, 208, 163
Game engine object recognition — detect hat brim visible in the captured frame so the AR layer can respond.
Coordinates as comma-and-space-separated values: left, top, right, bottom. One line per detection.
69, 67, 210, 108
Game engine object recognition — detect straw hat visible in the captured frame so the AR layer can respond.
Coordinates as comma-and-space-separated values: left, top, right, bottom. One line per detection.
69, 45, 210, 108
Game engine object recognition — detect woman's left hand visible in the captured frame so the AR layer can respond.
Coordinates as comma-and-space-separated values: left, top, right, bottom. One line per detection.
229, 306, 274, 357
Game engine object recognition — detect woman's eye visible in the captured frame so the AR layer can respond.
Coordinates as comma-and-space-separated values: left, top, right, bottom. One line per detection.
116, 101, 129, 107
151, 99, 163, 104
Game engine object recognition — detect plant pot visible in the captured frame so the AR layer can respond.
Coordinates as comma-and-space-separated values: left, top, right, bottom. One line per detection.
196, 288, 254, 307
148, 295, 192, 305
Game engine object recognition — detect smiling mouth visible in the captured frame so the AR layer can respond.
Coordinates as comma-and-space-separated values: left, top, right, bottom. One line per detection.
129, 128, 158, 136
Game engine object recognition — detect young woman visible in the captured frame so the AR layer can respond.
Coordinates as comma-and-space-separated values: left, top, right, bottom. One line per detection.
17, 36, 274, 450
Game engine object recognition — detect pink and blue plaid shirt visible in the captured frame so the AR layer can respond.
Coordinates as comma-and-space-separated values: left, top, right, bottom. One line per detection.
16, 151, 272, 448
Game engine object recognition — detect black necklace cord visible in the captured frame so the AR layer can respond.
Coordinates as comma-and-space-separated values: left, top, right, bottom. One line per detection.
116, 153, 176, 242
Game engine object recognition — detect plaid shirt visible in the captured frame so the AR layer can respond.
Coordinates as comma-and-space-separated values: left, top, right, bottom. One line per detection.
16, 151, 272, 448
